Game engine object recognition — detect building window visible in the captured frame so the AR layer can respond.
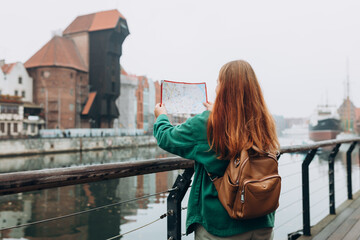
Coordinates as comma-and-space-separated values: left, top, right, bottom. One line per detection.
14, 90, 18, 96
43, 71, 50, 78
41, 88, 45, 93
69, 104, 74, 111
1, 105, 18, 114
18, 77, 22, 84
70, 88, 73, 96
22, 91, 25, 98
0, 123, 4, 133
31, 124, 35, 133
23, 123, 28, 131
14, 123, 18, 133
70, 73, 73, 78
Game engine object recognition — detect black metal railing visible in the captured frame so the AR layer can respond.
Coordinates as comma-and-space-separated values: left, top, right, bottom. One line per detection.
0, 137, 359, 240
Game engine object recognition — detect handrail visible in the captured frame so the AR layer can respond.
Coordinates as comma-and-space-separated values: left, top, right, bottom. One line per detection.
0, 137, 359, 196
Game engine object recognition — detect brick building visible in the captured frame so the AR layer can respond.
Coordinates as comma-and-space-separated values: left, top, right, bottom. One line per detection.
338, 98, 357, 133
25, 9, 129, 129
25, 36, 89, 129
135, 76, 149, 130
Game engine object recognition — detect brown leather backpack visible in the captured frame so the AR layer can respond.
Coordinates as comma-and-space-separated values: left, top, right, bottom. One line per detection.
209, 147, 281, 220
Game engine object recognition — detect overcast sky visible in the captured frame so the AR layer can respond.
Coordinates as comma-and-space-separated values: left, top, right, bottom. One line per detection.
1, 0, 359, 118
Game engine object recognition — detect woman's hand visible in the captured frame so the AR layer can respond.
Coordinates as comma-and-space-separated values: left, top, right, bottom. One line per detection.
154, 103, 167, 119
203, 101, 214, 111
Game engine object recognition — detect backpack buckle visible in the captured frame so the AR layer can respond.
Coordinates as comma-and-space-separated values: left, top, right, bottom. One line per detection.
207, 172, 218, 182
234, 158, 241, 167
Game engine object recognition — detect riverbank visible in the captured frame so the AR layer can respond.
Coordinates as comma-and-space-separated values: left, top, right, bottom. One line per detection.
0, 135, 158, 157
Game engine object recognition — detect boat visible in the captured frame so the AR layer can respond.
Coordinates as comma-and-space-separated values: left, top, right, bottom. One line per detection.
309, 105, 342, 141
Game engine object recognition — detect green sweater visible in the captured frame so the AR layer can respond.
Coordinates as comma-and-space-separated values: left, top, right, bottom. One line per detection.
153, 111, 274, 237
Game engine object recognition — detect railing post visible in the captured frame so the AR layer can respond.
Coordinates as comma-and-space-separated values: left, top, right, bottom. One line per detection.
328, 144, 341, 215
302, 148, 318, 236
167, 168, 194, 240
346, 141, 357, 200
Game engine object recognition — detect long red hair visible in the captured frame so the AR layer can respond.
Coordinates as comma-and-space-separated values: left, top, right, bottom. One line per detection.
207, 60, 279, 160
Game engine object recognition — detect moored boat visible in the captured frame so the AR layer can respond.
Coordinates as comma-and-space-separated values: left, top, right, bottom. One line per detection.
309, 105, 342, 141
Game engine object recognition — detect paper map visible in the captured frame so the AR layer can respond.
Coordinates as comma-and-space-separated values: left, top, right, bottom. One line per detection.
161, 80, 208, 114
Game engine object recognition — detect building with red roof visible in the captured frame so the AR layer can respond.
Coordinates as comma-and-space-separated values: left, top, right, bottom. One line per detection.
0, 60, 34, 103
25, 9, 129, 129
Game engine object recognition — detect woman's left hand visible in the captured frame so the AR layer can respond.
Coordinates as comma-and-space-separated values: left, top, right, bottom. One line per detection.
154, 103, 167, 119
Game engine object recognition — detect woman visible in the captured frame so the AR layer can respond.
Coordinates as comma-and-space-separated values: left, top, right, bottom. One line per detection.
153, 60, 279, 240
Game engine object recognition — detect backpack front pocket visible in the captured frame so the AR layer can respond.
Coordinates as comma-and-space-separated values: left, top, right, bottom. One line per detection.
241, 176, 281, 219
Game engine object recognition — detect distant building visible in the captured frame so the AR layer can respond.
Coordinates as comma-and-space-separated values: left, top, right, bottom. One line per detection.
114, 69, 161, 134
0, 96, 24, 137
356, 108, 360, 134
0, 60, 33, 102
147, 78, 156, 133
25, 9, 129, 129
0, 64, 4, 95
273, 115, 286, 134
25, 36, 89, 129
0, 95, 44, 138
114, 67, 138, 131
135, 76, 149, 130
284, 117, 308, 129
64, 9, 130, 128
154, 81, 161, 104
338, 98, 357, 132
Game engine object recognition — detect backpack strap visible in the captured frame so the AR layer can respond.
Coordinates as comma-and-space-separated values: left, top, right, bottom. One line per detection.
251, 145, 279, 160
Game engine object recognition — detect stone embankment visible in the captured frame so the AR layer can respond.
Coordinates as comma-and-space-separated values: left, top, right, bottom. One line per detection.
0, 136, 157, 157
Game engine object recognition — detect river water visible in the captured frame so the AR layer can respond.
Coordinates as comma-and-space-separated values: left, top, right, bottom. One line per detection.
0, 132, 359, 240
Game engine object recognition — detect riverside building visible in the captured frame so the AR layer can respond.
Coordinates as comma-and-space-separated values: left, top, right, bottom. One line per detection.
0, 60, 33, 102
25, 9, 129, 129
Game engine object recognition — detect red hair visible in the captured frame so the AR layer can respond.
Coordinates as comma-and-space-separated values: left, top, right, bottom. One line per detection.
207, 60, 279, 160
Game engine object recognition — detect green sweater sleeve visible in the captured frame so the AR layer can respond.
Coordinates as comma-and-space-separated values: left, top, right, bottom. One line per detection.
153, 114, 198, 160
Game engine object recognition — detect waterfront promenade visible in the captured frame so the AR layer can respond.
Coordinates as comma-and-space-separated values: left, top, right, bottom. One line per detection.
299, 190, 360, 240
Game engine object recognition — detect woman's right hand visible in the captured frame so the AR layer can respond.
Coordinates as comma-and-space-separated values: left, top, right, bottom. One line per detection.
203, 101, 214, 111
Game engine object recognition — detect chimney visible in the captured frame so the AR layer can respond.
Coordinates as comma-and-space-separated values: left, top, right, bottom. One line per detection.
0, 59, 5, 67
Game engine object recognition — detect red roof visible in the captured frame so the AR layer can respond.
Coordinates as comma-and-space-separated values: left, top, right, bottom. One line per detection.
63, 9, 126, 35
24, 36, 87, 72
120, 65, 128, 76
1, 63, 16, 74
82, 92, 97, 115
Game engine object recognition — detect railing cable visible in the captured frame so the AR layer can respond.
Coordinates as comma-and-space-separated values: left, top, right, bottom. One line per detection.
281, 184, 302, 195
276, 198, 302, 214
274, 210, 302, 230
107, 205, 189, 240
279, 159, 304, 167
106, 211, 170, 240
0, 187, 178, 232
